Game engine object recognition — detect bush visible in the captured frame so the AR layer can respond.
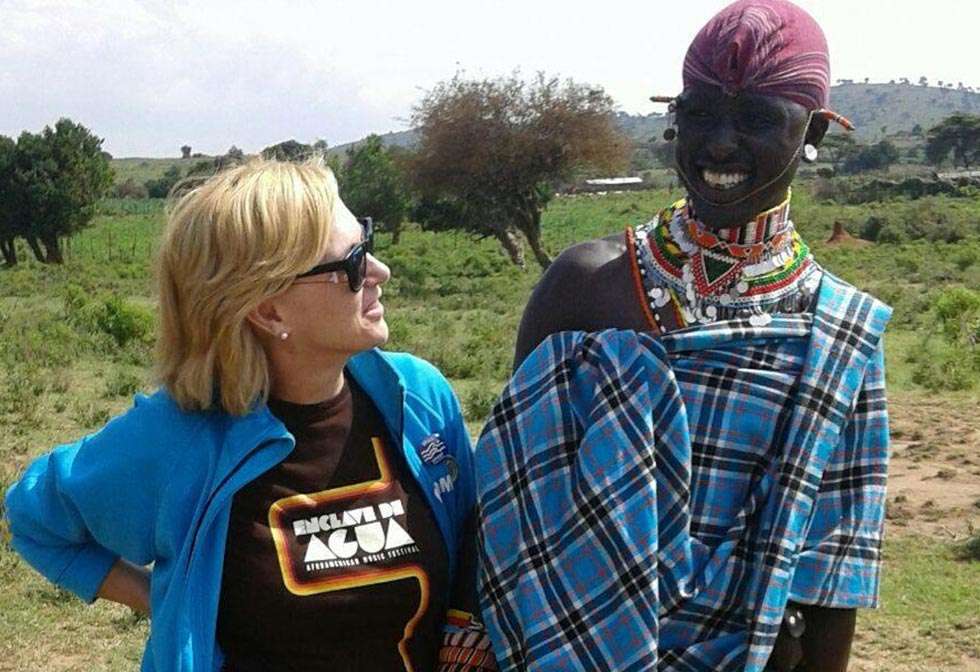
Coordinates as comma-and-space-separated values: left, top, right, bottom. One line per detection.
953, 249, 978, 271
910, 287, 980, 391
934, 287, 980, 342
145, 165, 183, 198
63, 286, 154, 348
112, 178, 149, 199
95, 296, 154, 347
859, 215, 887, 242
462, 386, 500, 423
103, 367, 144, 398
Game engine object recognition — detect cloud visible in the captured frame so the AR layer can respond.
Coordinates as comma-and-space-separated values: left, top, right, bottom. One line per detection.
0, 0, 402, 156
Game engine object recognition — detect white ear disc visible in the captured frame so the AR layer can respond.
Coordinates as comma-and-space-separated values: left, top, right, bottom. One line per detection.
803, 144, 818, 162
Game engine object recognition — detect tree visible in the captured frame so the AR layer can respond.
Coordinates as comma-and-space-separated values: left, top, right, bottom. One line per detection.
842, 139, 900, 174
919, 76, 929, 87
341, 135, 410, 244
0, 135, 19, 265
409, 72, 628, 269
819, 133, 857, 173
181, 145, 192, 159
261, 139, 312, 162
925, 114, 980, 168
6, 120, 113, 264
145, 165, 184, 198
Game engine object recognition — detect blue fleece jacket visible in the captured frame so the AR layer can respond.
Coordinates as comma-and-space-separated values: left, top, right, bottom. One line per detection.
4, 349, 475, 672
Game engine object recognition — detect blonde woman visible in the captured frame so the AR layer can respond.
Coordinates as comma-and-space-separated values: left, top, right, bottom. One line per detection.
5, 160, 497, 672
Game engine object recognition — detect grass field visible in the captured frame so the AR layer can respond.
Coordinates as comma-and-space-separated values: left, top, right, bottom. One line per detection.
1, 188, 978, 670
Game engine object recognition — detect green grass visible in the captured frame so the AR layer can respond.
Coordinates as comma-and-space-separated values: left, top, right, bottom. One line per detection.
854, 537, 980, 671
1, 186, 979, 669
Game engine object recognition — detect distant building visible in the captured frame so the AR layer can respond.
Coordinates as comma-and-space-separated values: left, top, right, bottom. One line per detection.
570, 176, 649, 194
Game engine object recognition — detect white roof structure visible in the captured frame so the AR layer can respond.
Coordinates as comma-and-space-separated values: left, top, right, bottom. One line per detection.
584, 177, 644, 186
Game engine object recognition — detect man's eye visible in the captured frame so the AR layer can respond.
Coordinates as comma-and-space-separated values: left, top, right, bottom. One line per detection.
740, 110, 780, 130
682, 108, 713, 121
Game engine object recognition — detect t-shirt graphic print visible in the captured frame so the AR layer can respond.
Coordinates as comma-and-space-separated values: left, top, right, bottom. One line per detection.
270, 436, 424, 595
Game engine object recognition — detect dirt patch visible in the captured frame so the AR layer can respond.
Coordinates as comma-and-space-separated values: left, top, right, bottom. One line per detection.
885, 393, 980, 542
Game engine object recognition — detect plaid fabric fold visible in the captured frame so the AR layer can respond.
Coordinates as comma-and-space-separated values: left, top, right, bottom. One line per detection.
475, 273, 891, 671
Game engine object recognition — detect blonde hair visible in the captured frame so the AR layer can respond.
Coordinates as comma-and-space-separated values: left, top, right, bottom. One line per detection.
155, 159, 337, 415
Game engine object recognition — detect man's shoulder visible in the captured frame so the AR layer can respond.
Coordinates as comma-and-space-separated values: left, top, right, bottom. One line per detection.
549, 232, 628, 277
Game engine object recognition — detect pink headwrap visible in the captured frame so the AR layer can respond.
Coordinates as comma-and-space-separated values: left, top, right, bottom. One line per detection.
681, 0, 851, 128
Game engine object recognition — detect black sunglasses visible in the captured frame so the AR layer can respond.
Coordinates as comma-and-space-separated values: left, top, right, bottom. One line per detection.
295, 217, 374, 291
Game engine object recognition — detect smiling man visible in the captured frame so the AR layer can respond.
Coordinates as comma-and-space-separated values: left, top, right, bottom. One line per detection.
480, 1, 892, 671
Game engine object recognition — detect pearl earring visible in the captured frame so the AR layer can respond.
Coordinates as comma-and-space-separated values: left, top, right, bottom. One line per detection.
279, 331, 289, 341
803, 144, 818, 163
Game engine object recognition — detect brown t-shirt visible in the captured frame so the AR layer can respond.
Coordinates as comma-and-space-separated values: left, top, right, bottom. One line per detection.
217, 377, 449, 671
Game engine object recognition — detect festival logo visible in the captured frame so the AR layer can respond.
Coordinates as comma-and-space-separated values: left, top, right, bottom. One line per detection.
268, 436, 424, 596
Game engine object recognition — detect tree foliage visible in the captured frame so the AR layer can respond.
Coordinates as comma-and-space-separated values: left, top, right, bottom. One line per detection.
842, 139, 900, 174
145, 165, 184, 198
925, 113, 980, 168
0, 119, 113, 265
341, 135, 410, 243
261, 139, 313, 162
0, 135, 19, 265
409, 72, 629, 269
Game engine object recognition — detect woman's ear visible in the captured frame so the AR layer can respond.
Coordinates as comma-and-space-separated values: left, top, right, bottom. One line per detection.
806, 115, 830, 149
246, 297, 286, 341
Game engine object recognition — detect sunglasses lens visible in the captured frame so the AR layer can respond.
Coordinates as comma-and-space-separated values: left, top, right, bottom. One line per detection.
359, 217, 374, 255
348, 245, 367, 291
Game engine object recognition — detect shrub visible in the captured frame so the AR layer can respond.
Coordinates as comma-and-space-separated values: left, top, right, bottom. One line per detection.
910, 287, 980, 391
63, 287, 154, 348
953, 249, 977, 271
934, 287, 980, 342
95, 296, 154, 347
859, 215, 887, 242
113, 178, 148, 199
103, 367, 144, 398
463, 386, 500, 424
955, 534, 980, 561
70, 399, 111, 428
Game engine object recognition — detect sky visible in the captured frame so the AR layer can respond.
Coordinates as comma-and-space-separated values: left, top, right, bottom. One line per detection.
2, 0, 978, 157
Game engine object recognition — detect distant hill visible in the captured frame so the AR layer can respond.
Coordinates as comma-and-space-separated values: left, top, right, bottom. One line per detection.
828, 83, 980, 140
331, 83, 980, 153
113, 83, 980, 183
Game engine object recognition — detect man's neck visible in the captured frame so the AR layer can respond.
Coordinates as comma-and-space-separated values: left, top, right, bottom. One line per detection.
687, 191, 792, 243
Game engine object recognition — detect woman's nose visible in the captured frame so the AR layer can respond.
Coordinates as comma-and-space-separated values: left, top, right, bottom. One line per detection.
366, 254, 391, 286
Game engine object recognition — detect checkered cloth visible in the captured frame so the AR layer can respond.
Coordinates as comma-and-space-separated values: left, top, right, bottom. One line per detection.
475, 273, 891, 671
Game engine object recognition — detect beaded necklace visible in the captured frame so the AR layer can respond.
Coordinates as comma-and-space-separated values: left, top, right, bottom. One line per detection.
631, 193, 822, 329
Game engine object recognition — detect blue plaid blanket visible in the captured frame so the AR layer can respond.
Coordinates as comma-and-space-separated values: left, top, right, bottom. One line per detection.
475, 273, 891, 671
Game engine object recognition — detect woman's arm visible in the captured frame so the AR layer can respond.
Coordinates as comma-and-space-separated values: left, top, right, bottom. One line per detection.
97, 558, 151, 616
4, 398, 163, 603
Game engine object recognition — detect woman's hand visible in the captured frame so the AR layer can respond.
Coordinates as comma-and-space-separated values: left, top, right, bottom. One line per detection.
96, 558, 151, 617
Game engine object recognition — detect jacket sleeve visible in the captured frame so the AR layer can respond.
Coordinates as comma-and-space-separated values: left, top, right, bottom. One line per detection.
4, 396, 165, 603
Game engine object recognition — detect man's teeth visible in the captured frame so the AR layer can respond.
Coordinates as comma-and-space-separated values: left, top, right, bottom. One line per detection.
702, 169, 748, 189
